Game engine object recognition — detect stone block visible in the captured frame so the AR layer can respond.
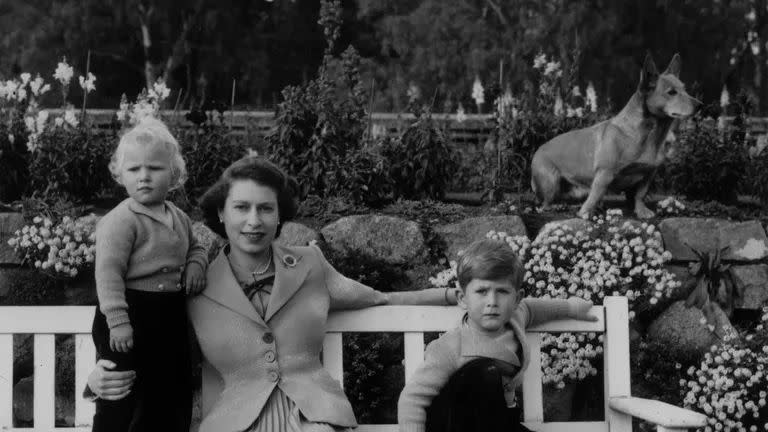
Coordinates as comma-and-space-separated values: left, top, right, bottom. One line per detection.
435, 216, 527, 260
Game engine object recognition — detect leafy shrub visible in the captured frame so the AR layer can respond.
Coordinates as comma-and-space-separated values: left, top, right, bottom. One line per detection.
267, 0, 368, 201
0, 112, 30, 203
340, 147, 393, 208
747, 149, 768, 205
665, 112, 749, 203
381, 108, 459, 201
27, 127, 117, 203
174, 109, 247, 200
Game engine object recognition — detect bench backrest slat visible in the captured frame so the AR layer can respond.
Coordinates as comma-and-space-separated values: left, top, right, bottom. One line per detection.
0, 298, 629, 432
0, 334, 13, 429
34, 334, 56, 430
604, 296, 632, 431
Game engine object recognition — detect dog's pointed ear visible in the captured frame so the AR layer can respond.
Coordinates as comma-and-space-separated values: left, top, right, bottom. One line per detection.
638, 53, 659, 92
664, 53, 682, 77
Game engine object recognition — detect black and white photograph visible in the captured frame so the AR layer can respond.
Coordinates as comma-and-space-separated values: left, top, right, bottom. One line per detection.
1, 1, 767, 431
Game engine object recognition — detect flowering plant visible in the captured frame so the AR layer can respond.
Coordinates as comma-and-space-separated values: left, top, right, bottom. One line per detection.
526, 210, 681, 387
681, 307, 768, 432
7, 214, 98, 279
116, 79, 171, 127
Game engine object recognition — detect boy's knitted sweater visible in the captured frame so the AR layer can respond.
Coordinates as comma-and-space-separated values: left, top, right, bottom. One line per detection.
397, 297, 584, 432
95, 198, 208, 328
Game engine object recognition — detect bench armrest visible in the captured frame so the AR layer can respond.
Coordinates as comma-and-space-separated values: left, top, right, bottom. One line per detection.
609, 396, 707, 429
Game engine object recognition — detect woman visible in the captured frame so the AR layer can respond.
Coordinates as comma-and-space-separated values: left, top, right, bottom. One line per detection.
88, 156, 457, 432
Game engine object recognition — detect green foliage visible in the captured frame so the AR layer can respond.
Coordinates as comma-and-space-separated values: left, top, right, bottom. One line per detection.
344, 333, 403, 424
27, 127, 117, 204
746, 150, 768, 206
340, 147, 393, 208
630, 338, 700, 408
0, 112, 30, 203
174, 110, 247, 200
380, 109, 459, 201
665, 113, 749, 203
267, 1, 368, 199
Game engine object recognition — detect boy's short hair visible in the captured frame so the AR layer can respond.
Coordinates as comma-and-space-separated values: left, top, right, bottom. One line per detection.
456, 238, 524, 291
109, 117, 187, 190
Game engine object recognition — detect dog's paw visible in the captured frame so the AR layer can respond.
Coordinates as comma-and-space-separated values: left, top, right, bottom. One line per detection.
576, 209, 591, 220
635, 206, 655, 219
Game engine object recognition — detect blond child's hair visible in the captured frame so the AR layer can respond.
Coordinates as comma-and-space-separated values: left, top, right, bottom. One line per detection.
456, 239, 525, 292
109, 117, 187, 190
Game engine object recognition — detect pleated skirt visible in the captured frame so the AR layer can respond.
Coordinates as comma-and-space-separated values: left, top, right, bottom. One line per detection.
247, 388, 352, 432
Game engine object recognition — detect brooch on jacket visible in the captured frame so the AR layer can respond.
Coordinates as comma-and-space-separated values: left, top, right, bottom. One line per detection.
282, 254, 297, 267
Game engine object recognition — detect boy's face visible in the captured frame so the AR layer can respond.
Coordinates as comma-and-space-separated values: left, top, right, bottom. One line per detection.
120, 142, 173, 211
458, 278, 519, 334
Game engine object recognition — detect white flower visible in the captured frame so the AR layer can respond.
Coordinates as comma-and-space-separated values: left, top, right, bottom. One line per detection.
54, 117, 64, 127
64, 108, 79, 128
20, 73, 31, 85
78, 72, 96, 93
586, 82, 598, 112
533, 52, 547, 70
471, 76, 485, 107
544, 61, 561, 77
53, 59, 74, 85
554, 95, 564, 116
406, 82, 421, 103
30, 75, 49, 97
720, 86, 730, 109
148, 79, 170, 101
456, 104, 467, 123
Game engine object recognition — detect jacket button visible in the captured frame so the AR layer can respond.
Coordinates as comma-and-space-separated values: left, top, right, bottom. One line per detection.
262, 332, 274, 344
268, 371, 279, 382
158, 284, 164, 290
265, 351, 276, 362
162, 267, 169, 273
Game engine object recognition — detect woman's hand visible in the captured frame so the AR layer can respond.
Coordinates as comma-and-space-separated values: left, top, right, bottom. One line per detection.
87, 359, 136, 401
185, 262, 207, 295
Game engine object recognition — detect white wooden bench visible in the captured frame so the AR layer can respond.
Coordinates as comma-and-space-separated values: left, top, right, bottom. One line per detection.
0, 296, 707, 432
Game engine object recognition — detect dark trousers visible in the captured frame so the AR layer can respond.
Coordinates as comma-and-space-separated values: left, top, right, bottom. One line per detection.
425, 358, 533, 432
91, 289, 192, 432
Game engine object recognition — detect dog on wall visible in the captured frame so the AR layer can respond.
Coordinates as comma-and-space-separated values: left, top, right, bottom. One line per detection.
530, 53, 700, 219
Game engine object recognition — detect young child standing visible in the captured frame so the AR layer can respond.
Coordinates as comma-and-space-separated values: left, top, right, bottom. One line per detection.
398, 238, 597, 432
91, 117, 207, 432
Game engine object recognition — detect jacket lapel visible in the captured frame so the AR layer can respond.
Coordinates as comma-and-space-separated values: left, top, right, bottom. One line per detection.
201, 250, 267, 326
264, 243, 310, 322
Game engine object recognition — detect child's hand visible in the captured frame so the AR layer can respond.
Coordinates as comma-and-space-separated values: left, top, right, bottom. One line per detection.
184, 263, 206, 295
109, 323, 134, 353
568, 297, 599, 322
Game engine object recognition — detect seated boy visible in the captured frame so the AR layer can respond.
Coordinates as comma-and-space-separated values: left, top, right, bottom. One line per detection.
397, 238, 597, 432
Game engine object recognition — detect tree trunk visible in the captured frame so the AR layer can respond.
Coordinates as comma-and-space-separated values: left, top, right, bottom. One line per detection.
755, 0, 768, 113
138, 4, 155, 89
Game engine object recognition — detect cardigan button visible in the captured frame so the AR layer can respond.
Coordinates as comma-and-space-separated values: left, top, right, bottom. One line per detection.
265, 351, 276, 362
268, 371, 279, 382
262, 332, 274, 344
158, 284, 165, 290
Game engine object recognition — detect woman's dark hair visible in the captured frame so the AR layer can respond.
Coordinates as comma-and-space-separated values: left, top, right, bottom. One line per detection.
199, 156, 300, 238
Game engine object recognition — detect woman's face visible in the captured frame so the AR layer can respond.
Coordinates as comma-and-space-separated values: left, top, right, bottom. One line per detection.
219, 179, 279, 259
